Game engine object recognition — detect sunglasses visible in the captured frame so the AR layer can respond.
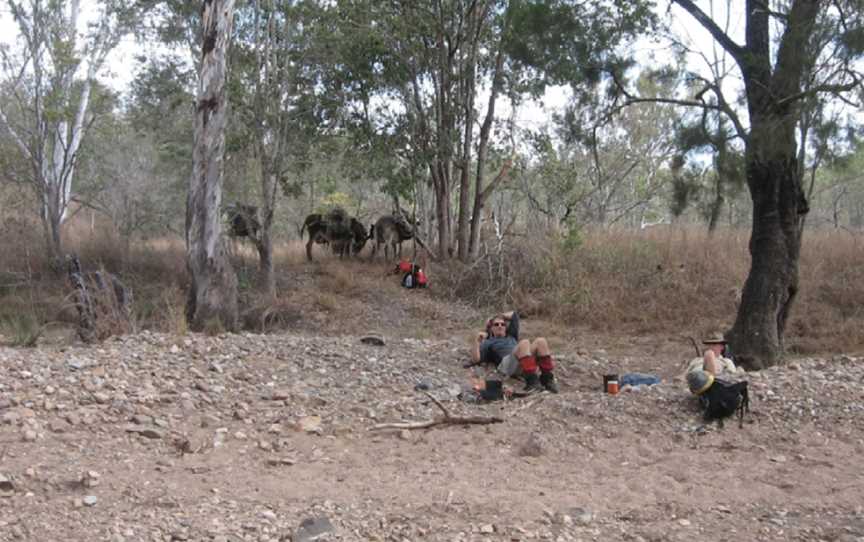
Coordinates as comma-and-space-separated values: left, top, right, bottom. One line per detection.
491, 322, 507, 327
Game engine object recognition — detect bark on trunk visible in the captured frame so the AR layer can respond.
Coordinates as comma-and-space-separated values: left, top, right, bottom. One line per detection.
433, 165, 452, 258
455, 4, 480, 262
41, 181, 64, 266
256, 230, 274, 295
186, 0, 238, 332
468, 26, 507, 260
256, 173, 276, 296
728, 112, 804, 370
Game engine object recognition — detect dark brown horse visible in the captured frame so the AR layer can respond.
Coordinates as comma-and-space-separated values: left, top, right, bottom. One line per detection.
301, 209, 369, 261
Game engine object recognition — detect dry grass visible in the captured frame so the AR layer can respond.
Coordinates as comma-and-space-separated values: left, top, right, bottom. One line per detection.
434, 226, 864, 355
1, 220, 862, 355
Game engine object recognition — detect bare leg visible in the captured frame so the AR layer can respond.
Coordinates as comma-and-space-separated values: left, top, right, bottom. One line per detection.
531, 337, 550, 357
513, 339, 532, 357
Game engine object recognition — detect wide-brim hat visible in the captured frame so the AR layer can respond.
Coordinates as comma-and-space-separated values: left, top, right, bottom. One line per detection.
702, 332, 728, 345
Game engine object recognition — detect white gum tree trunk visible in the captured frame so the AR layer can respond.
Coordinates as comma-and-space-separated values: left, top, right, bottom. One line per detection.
185, 0, 239, 331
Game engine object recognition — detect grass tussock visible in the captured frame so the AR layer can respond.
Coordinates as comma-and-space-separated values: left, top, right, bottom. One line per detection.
0, 297, 44, 347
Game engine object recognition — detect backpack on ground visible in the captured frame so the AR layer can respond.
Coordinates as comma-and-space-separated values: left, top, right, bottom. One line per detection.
699, 379, 750, 427
395, 261, 428, 289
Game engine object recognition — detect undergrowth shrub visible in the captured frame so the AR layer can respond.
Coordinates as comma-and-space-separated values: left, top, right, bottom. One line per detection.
1, 221, 862, 355
436, 227, 747, 334
66, 265, 136, 343
0, 298, 44, 347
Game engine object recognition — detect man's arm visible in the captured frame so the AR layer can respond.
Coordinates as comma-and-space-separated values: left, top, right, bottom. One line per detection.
471, 331, 487, 363
505, 311, 519, 339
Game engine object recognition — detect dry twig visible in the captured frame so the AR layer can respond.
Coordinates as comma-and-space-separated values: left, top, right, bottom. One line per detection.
370, 391, 504, 431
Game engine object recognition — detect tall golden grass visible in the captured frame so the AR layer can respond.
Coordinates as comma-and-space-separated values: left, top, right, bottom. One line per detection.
434, 226, 864, 354
1, 218, 862, 355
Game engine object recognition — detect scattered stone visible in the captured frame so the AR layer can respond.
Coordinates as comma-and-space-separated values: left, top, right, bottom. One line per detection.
0, 473, 14, 496
293, 516, 334, 542
267, 457, 297, 467
517, 433, 544, 458
131, 414, 153, 425
360, 335, 385, 346
1, 411, 20, 425
414, 380, 432, 391
479, 524, 495, 534
125, 425, 165, 440
48, 419, 71, 433
568, 507, 593, 526
269, 390, 291, 401
297, 416, 323, 434
81, 471, 101, 488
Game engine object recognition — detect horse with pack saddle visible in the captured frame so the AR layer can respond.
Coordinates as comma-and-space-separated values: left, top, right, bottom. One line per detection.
301, 208, 370, 261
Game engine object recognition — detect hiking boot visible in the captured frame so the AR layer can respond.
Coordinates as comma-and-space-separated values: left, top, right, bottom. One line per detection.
523, 372, 543, 394
540, 372, 559, 394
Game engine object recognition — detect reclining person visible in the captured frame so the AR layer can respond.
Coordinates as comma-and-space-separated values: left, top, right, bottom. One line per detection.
686, 332, 740, 377
471, 310, 558, 393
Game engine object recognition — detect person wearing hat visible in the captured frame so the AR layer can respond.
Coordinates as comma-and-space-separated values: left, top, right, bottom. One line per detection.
471, 310, 558, 393
686, 332, 740, 378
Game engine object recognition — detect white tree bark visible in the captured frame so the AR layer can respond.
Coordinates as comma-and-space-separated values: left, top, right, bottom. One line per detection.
185, 0, 239, 331
0, 0, 133, 261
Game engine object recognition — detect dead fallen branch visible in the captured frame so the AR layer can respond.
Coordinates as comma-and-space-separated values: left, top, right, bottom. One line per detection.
370, 391, 504, 431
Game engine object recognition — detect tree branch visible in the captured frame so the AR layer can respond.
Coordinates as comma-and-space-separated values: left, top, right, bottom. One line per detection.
477, 158, 513, 202
775, 75, 864, 107
672, 0, 746, 66
370, 391, 504, 431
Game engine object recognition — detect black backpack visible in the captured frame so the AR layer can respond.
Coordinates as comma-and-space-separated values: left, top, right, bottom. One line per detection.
699, 379, 750, 427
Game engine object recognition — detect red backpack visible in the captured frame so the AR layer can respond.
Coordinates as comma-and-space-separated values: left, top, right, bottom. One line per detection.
396, 261, 428, 289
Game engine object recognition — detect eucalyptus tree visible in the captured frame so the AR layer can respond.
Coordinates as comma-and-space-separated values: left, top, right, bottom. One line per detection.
229, 0, 313, 294
509, 0, 863, 368
0, 0, 152, 263
665, 0, 864, 369
186, 0, 238, 331
322, 0, 654, 261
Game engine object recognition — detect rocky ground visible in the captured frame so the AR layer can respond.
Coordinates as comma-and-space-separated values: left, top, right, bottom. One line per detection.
1, 265, 864, 542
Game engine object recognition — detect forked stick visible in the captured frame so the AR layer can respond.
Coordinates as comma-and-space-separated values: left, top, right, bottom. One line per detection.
370, 391, 504, 431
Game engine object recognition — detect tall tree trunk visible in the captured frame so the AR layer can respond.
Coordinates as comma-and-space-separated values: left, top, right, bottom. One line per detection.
186, 0, 238, 332
468, 20, 508, 259
432, 166, 452, 258
256, 171, 276, 295
728, 112, 803, 370
674, 0, 821, 369
40, 181, 63, 265
456, 4, 479, 262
